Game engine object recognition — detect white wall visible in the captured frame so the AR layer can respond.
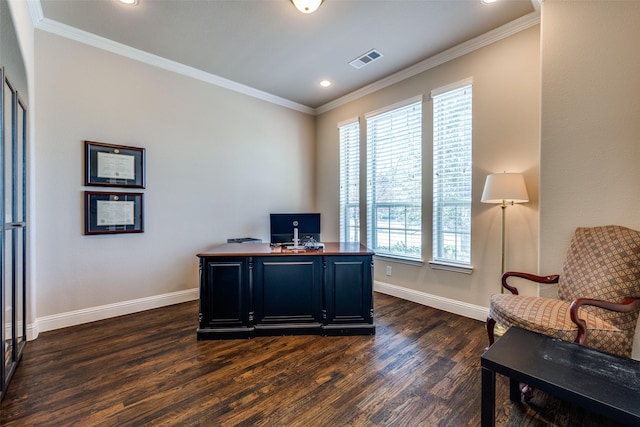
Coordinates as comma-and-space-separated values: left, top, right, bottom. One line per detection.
539, 0, 640, 356
539, 0, 640, 275
316, 26, 541, 315
33, 31, 315, 327
23, 1, 640, 357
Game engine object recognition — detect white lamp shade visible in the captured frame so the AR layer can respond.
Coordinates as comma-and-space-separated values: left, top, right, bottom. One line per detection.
290, 0, 324, 13
481, 173, 529, 204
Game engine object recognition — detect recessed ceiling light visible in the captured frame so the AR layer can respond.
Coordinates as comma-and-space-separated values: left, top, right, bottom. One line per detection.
119, 0, 139, 5
320, 80, 332, 87
481, 0, 498, 4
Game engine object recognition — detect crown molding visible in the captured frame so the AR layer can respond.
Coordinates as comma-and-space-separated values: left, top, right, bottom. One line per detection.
315, 11, 541, 115
30, 0, 538, 117
32, 13, 315, 115
26, 0, 44, 26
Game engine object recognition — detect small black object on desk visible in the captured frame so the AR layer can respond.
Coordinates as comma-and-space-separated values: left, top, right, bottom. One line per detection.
227, 237, 262, 244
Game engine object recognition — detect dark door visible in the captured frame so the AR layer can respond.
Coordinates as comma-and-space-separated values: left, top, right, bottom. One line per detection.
1, 69, 27, 400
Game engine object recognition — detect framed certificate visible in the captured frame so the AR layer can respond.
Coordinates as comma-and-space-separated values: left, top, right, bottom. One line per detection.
85, 141, 145, 188
84, 191, 144, 235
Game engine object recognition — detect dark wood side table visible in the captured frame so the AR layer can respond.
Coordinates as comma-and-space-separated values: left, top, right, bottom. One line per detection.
480, 326, 640, 426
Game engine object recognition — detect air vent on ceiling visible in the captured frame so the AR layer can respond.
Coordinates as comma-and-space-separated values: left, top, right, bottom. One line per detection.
349, 49, 383, 69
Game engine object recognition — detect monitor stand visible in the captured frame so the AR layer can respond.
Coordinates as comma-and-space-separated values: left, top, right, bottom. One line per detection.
284, 242, 325, 250
284, 228, 324, 250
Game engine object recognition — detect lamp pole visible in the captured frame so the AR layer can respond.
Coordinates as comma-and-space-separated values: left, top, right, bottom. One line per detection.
500, 202, 507, 293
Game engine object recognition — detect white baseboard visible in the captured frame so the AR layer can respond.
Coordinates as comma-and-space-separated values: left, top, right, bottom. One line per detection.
27, 284, 485, 341
374, 281, 489, 322
29, 288, 199, 341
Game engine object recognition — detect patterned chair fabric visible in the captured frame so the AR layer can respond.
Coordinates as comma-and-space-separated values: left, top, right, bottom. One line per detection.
488, 225, 640, 357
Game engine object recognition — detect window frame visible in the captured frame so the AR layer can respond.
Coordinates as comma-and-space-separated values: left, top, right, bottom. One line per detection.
365, 96, 423, 261
431, 78, 473, 269
338, 118, 361, 243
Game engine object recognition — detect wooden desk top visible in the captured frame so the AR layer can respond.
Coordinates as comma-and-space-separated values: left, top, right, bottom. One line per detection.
197, 242, 374, 258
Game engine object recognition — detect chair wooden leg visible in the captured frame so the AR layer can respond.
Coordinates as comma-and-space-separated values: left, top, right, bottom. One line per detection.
486, 317, 496, 349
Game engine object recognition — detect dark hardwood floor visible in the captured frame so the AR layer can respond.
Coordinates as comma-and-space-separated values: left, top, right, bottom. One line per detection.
0, 293, 625, 426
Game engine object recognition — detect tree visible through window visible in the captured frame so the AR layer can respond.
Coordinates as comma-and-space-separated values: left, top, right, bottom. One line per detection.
432, 80, 472, 265
366, 98, 422, 260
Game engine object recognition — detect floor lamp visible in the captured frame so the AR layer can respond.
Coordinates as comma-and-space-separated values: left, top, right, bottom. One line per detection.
481, 172, 529, 291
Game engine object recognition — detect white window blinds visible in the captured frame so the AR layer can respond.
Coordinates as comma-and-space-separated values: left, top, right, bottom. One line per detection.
366, 99, 422, 259
339, 119, 360, 243
432, 81, 472, 265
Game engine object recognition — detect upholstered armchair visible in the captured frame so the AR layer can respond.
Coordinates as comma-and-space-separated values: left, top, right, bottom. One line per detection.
487, 225, 640, 359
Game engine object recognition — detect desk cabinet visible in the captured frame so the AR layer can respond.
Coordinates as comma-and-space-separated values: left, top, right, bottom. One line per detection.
197, 243, 375, 339
323, 256, 374, 334
253, 256, 323, 334
199, 257, 252, 338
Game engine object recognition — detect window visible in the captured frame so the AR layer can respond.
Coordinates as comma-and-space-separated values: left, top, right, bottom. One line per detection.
339, 119, 360, 242
366, 98, 422, 260
432, 80, 472, 265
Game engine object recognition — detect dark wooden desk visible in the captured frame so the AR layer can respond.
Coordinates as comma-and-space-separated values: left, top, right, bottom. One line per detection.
481, 326, 640, 426
196, 242, 375, 339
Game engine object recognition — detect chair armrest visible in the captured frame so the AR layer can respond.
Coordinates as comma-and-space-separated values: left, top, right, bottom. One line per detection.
501, 272, 560, 295
569, 297, 640, 345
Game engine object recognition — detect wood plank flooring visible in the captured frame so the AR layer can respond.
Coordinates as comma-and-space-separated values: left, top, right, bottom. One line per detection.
0, 293, 625, 426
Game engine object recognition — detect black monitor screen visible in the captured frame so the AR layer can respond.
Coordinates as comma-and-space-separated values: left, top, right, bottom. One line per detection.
270, 213, 321, 244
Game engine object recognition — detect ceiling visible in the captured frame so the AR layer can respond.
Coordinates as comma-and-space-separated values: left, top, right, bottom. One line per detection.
38, 0, 536, 111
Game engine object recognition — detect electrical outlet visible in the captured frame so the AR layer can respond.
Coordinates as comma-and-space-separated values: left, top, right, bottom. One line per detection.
386, 265, 392, 276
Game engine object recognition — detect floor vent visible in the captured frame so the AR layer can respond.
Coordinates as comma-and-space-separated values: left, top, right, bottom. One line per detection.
349, 49, 383, 69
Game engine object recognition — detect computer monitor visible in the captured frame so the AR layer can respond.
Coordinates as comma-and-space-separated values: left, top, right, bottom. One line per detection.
270, 213, 321, 244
